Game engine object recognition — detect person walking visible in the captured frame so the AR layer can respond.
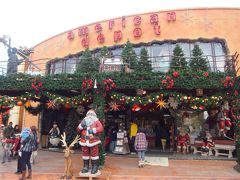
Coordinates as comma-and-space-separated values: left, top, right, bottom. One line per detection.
134, 128, 148, 168
130, 120, 138, 153
2, 122, 15, 163
19, 127, 38, 180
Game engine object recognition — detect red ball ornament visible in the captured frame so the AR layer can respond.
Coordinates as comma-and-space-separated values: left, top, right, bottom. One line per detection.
17, 101, 23, 106
172, 71, 179, 78
225, 76, 232, 81
203, 72, 209, 77
238, 122, 240, 128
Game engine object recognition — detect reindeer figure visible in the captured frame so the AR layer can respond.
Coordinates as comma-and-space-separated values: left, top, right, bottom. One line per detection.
60, 133, 80, 179
124, 64, 134, 73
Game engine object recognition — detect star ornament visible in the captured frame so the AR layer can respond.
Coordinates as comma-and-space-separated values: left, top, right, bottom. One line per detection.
155, 98, 167, 109
109, 101, 120, 111
46, 100, 56, 109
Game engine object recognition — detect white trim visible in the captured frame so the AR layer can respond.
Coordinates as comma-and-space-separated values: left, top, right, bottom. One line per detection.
79, 142, 87, 146
82, 156, 90, 160
79, 140, 101, 147
91, 156, 99, 160
86, 140, 101, 147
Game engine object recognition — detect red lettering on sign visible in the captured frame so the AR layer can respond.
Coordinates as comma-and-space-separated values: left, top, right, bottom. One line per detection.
95, 23, 102, 33
122, 16, 126, 28
114, 30, 122, 42
133, 27, 142, 37
133, 16, 141, 26
78, 26, 89, 36
67, 31, 75, 40
154, 25, 161, 35
97, 34, 105, 44
109, 20, 115, 30
81, 36, 89, 48
167, 11, 176, 21
150, 14, 159, 25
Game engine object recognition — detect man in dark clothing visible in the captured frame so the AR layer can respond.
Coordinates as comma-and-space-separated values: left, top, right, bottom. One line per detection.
3, 122, 14, 139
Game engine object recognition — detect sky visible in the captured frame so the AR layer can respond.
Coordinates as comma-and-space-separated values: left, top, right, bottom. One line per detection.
0, 0, 240, 69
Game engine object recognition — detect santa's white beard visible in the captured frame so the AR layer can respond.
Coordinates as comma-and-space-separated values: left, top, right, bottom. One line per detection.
84, 115, 98, 127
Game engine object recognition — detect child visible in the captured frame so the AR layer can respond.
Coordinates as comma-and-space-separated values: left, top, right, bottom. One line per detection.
134, 128, 148, 168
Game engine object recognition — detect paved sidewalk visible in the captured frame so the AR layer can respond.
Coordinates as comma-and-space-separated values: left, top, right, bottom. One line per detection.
0, 150, 240, 179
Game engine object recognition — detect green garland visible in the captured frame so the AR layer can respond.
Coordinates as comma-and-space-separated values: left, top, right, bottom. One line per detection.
0, 70, 235, 92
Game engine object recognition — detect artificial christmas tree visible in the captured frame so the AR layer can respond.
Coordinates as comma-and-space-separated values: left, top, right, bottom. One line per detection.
136, 48, 152, 72
121, 40, 138, 70
189, 44, 209, 71
170, 44, 187, 70
76, 49, 99, 73
99, 46, 113, 58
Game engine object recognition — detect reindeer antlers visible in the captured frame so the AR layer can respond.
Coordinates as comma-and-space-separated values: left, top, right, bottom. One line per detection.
60, 132, 68, 147
69, 135, 80, 148
60, 132, 80, 148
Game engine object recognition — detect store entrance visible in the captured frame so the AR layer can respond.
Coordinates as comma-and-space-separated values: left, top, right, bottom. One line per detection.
135, 110, 175, 152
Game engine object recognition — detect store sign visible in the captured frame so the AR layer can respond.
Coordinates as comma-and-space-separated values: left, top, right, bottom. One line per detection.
67, 12, 177, 46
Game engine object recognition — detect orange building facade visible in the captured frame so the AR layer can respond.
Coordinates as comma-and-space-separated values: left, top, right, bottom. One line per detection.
19, 8, 240, 137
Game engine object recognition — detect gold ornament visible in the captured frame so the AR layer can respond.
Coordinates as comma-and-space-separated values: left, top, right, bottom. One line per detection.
155, 98, 167, 109
25, 101, 31, 108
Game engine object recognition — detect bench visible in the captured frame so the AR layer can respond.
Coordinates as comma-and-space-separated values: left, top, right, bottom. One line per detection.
192, 141, 213, 156
214, 140, 235, 158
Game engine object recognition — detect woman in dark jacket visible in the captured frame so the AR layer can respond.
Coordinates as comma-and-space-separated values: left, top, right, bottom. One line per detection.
19, 127, 38, 180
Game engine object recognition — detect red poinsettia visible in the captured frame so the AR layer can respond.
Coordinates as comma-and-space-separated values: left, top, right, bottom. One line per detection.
31, 78, 43, 92
203, 72, 209, 77
82, 79, 93, 91
172, 71, 179, 78
161, 76, 174, 89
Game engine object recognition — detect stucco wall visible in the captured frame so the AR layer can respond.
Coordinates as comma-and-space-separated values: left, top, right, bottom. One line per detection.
30, 8, 240, 72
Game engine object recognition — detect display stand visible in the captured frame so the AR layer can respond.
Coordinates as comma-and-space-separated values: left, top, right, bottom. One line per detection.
113, 122, 130, 154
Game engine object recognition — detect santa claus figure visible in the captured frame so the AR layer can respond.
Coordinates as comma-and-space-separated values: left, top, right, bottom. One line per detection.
177, 128, 190, 153
218, 101, 232, 133
77, 109, 103, 175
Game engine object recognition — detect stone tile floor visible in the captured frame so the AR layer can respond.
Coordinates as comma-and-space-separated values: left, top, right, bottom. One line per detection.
0, 149, 239, 180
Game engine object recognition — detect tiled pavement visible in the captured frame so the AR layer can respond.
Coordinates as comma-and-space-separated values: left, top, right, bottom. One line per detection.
0, 149, 240, 180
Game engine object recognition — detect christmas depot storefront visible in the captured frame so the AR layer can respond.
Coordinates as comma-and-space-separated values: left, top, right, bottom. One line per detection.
1, 8, 240, 163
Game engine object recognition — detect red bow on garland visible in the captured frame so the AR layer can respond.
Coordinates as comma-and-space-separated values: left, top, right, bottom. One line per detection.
161, 76, 174, 89
82, 79, 93, 91
31, 78, 43, 92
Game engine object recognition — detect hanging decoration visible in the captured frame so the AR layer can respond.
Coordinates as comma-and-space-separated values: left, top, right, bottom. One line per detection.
168, 97, 178, 109
31, 78, 43, 92
24, 101, 31, 108
155, 98, 167, 109
17, 101, 23, 106
172, 71, 180, 78
46, 100, 56, 109
132, 104, 141, 111
109, 101, 120, 111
